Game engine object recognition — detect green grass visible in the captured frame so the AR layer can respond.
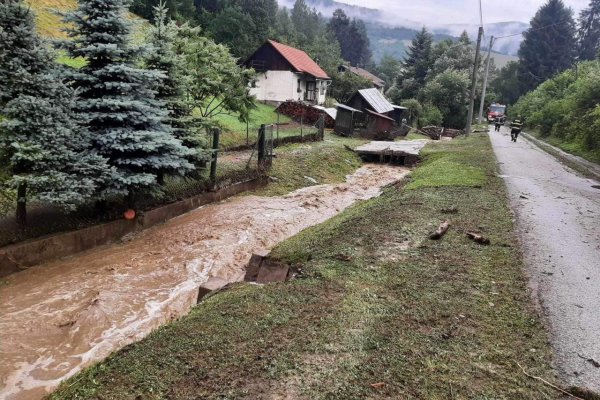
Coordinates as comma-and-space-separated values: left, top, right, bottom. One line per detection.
527, 128, 600, 164
56, 53, 86, 68
215, 103, 293, 149
250, 133, 366, 197
406, 139, 487, 190
49, 133, 561, 400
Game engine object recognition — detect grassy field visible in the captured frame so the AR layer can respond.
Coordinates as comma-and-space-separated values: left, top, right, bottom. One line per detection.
250, 133, 366, 197
49, 133, 565, 400
214, 103, 295, 150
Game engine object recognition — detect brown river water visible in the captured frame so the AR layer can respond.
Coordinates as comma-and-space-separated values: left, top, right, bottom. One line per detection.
0, 164, 409, 400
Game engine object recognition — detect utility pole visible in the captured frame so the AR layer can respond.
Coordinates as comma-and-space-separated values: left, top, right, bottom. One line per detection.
478, 35, 494, 124
466, 26, 484, 136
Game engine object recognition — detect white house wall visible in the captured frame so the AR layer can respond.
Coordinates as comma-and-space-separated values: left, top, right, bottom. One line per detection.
250, 71, 329, 105
250, 71, 300, 103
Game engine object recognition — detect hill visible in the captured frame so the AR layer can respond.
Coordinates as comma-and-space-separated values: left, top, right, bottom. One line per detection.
25, 0, 77, 38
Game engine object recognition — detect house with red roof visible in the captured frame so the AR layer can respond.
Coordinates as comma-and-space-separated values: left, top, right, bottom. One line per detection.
244, 40, 331, 106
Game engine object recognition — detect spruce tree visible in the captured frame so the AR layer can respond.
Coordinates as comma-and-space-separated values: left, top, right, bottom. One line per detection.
63, 0, 194, 198
518, 0, 577, 93
403, 28, 434, 86
390, 27, 433, 101
0, 0, 109, 223
578, 0, 600, 61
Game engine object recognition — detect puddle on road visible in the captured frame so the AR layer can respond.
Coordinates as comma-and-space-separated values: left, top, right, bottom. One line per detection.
0, 164, 409, 400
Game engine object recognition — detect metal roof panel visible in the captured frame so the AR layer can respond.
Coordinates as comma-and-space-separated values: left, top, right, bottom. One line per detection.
357, 88, 395, 114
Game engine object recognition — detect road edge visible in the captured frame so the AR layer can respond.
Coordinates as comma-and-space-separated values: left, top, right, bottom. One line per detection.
521, 132, 600, 182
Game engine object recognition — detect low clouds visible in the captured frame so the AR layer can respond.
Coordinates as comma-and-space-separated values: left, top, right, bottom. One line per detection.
333, 0, 588, 27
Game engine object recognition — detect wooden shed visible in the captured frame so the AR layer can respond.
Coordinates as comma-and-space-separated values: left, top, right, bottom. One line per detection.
334, 104, 362, 136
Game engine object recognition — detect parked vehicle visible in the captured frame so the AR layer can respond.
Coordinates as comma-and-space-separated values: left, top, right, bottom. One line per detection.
487, 103, 507, 123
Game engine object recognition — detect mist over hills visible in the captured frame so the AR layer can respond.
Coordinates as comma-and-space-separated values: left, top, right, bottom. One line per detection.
279, 0, 524, 64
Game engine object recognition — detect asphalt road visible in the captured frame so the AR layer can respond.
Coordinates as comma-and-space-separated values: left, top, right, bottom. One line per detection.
489, 127, 600, 391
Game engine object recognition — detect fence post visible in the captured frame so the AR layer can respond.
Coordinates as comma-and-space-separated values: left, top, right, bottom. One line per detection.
210, 128, 220, 183
258, 124, 266, 170
276, 112, 280, 141
246, 120, 249, 146
300, 111, 304, 140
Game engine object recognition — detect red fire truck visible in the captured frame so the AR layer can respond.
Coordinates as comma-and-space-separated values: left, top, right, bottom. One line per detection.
487, 103, 507, 123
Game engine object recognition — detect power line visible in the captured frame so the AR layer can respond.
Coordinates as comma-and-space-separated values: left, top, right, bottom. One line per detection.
494, 17, 573, 40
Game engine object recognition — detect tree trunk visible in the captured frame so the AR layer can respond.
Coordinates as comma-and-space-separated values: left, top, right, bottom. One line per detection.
16, 183, 27, 225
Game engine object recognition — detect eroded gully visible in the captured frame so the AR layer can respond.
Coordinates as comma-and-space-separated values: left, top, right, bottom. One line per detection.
0, 164, 409, 400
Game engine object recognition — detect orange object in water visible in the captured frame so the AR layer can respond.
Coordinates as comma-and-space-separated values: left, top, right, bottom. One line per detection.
124, 209, 136, 220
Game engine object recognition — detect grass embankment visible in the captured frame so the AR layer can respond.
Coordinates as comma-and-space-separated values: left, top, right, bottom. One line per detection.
49, 134, 558, 399
215, 103, 296, 150
251, 134, 366, 197
528, 129, 600, 164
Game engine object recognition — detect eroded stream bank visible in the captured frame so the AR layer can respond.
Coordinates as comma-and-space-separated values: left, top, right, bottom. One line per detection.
0, 164, 409, 400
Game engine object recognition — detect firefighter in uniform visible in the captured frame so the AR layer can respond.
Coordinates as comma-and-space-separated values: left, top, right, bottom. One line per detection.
494, 116, 503, 132
510, 117, 523, 142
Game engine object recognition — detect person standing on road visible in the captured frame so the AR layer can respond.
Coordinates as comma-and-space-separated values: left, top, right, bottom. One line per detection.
494, 116, 503, 132
510, 117, 523, 142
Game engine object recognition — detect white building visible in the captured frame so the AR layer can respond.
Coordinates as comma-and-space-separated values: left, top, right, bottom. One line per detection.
244, 40, 331, 106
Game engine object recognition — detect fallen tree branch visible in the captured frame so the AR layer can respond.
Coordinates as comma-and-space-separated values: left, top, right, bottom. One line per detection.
344, 144, 356, 153
517, 363, 584, 399
429, 220, 450, 240
466, 232, 490, 245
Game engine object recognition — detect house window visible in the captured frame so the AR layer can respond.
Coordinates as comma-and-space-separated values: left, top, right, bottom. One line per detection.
297, 79, 302, 93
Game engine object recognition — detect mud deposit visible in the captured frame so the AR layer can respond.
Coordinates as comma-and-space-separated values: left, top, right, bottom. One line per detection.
0, 164, 408, 400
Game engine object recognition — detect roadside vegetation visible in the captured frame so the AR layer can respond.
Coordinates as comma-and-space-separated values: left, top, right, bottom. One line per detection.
512, 61, 600, 163
49, 134, 559, 399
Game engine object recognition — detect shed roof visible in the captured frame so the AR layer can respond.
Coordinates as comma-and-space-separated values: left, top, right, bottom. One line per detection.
342, 65, 385, 87
337, 104, 362, 113
266, 40, 330, 80
365, 108, 395, 122
393, 105, 408, 110
357, 88, 395, 114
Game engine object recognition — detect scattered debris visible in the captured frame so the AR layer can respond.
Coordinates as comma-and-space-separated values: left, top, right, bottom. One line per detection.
567, 386, 600, 400
197, 277, 230, 303
304, 176, 318, 184
517, 363, 586, 399
577, 353, 600, 368
244, 252, 291, 284
441, 207, 459, 214
429, 220, 451, 240
419, 126, 465, 140
334, 253, 353, 262
370, 382, 386, 389
466, 232, 490, 245
520, 194, 529, 199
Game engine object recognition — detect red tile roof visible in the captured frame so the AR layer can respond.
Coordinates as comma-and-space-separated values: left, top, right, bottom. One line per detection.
268, 40, 330, 80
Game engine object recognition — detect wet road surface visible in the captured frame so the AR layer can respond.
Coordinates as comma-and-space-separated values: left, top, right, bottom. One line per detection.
489, 127, 600, 391
0, 164, 409, 400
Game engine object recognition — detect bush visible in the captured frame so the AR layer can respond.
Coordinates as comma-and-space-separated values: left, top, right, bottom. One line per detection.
418, 104, 443, 128
513, 60, 600, 154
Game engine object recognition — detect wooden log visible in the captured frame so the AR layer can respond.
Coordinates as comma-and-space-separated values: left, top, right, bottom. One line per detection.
429, 220, 450, 240
466, 232, 490, 245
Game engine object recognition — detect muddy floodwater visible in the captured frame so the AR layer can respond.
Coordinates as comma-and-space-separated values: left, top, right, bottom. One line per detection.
0, 164, 409, 400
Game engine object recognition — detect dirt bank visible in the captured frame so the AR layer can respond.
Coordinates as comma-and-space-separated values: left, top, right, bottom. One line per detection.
0, 164, 408, 400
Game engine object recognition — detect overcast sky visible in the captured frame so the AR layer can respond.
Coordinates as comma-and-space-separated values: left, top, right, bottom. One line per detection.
336, 0, 588, 25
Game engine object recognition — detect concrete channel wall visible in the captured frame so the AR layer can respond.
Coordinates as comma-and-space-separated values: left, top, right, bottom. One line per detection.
0, 178, 267, 278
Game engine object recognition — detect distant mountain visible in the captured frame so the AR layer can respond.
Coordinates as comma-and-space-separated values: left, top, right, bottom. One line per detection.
436, 21, 529, 56
367, 22, 455, 63
281, 0, 524, 64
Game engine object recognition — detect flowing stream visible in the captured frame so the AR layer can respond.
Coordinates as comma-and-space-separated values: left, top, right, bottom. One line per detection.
0, 164, 409, 400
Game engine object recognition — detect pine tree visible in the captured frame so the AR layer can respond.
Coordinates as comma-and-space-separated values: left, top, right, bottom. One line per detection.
403, 28, 434, 85
389, 27, 434, 101
518, 0, 577, 93
0, 0, 109, 223
578, 0, 600, 61
63, 0, 194, 199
